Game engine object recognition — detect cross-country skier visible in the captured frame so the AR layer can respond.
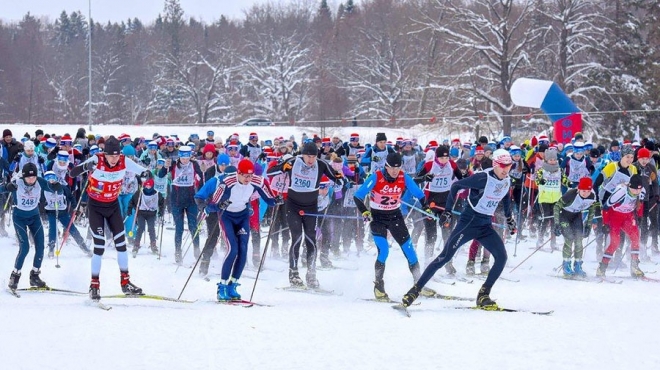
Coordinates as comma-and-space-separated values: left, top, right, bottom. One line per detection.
353, 152, 435, 301
400, 149, 517, 309
3, 163, 62, 292
70, 136, 147, 300
195, 159, 279, 301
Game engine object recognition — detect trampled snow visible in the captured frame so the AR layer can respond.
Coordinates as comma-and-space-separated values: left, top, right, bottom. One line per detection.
2, 124, 659, 370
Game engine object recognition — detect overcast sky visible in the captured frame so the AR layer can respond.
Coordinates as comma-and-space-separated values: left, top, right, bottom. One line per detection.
0, 0, 302, 24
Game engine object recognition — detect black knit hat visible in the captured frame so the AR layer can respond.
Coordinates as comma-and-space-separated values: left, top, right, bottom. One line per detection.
385, 152, 402, 168
104, 136, 121, 155
301, 142, 318, 155
611, 140, 620, 148
629, 174, 643, 189
22, 163, 38, 177
375, 133, 387, 142
435, 145, 450, 158
2, 129, 12, 138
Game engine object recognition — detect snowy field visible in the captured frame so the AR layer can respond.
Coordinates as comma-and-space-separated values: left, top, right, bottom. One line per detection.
2, 124, 659, 370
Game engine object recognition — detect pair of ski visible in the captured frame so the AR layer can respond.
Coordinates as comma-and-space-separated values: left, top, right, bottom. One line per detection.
87, 294, 197, 310
217, 299, 271, 307
277, 286, 342, 296
551, 274, 623, 284
7, 286, 87, 298
392, 303, 553, 317
363, 292, 473, 304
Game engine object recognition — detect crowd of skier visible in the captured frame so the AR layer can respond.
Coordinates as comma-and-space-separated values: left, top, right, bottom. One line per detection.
1, 126, 655, 308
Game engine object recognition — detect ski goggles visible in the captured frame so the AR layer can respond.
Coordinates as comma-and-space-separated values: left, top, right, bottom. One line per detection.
189, 133, 199, 140
322, 142, 331, 147
207, 131, 214, 137
349, 136, 360, 142
249, 134, 258, 141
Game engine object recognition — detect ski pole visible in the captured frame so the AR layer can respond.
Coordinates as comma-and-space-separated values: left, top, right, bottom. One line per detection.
261, 227, 289, 239
400, 200, 439, 221
509, 237, 553, 273
56, 178, 89, 267
158, 213, 165, 260
177, 207, 225, 300
128, 188, 143, 238
297, 210, 361, 220
250, 172, 289, 302
175, 210, 207, 273
513, 184, 526, 257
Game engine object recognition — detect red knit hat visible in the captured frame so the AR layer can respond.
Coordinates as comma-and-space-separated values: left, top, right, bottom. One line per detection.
143, 178, 155, 188
237, 159, 254, 174
578, 177, 593, 191
637, 148, 651, 159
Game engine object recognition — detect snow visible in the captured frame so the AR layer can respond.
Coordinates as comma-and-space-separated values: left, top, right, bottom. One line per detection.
2, 124, 660, 369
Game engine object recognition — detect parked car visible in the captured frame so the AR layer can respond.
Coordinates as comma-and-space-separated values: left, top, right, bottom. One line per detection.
237, 117, 274, 126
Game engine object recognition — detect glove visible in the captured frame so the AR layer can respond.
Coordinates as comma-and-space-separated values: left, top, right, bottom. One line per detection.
38, 156, 45, 164
553, 224, 562, 237
425, 173, 434, 182
583, 227, 591, 238
5, 182, 17, 192
195, 198, 208, 210
362, 210, 372, 223
258, 152, 267, 161
143, 158, 151, 166
140, 170, 151, 179
274, 195, 284, 205
334, 171, 343, 179
506, 216, 517, 235
440, 211, 452, 227
218, 200, 232, 210
537, 178, 546, 185
282, 162, 293, 172
601, 224, 610, 234
13, 154, 21, 163
11, 171, 22, 183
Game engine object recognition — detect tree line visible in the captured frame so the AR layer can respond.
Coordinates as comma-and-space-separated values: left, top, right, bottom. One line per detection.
0, 0, 658, 140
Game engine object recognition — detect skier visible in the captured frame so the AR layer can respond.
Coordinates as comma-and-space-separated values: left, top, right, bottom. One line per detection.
42, 170, 91, 258
400, 149, 517, 309
553, 177, 598, 277
128, 178, 164, 256
534, 148, 562, 250
195, 159, 279, 301
353, 152, 435, 301
597, 174, 646, 277
266, 141, 343, 288
3, 163, 62, 292
70, 136, 147, 300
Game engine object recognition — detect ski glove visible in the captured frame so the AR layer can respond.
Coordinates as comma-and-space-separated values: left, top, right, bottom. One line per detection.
282, 162, 293, 172
440, 211, 452, 227
362, 211, 372, 223
218, 200, 232, 210
274, 195, 284, 205
38, 156, 45, 164
601, 224, 610, 234
554, 224, 562, 237
506, 216, 517, 235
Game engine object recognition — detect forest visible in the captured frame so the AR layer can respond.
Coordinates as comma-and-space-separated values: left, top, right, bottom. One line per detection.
0, 0, 659, 140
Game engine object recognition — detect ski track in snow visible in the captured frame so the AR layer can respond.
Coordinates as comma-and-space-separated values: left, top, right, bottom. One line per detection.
2, 125, 660, 369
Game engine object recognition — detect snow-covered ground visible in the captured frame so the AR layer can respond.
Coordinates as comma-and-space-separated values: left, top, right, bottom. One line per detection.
2, 124, 659, 370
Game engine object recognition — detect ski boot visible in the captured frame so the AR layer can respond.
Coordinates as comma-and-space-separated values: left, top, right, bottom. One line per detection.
373, 279, 389, 301
596, 262, 608, 277
319, 253, 333, 268
120, 272, 143, 295
149, 241, 158, 254
306, 269, 320, 289
132, 244, 140, 258
8, 271, 21, 290
466, 260, 475, 276
29, 269, 48, 288
175, 250, 183, 265
217, 282, 230, 301
445, 261, 457, 275
402, 284, 421, 307
89, 278, 101, 300
252, 253, 261, 268
227, 281, 241, 300
199, 260, 210, 276
476, 285, 498, 308
631, 259, 645, 278
573, 260, 587, 278
289, 268, 304, 287
562, 260, 574, 277
47, 242, 56, 259
480, 257, 491, 274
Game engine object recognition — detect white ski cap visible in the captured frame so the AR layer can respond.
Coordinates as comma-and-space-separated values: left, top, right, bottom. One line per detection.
492, 149, 512, 166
